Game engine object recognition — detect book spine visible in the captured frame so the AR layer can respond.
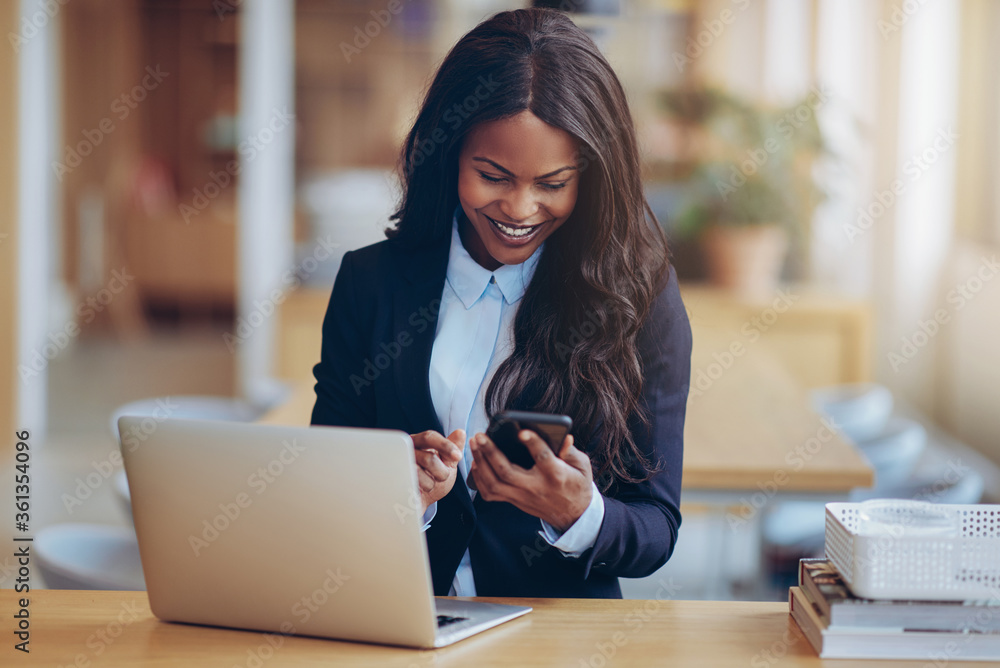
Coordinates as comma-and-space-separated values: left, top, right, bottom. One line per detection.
800, 567, 833, 622
788, 587, 825, 658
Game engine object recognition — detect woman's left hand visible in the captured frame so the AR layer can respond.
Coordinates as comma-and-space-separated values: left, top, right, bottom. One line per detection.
468, 430, 594, 533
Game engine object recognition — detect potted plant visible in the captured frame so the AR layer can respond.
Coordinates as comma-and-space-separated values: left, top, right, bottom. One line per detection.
659, 86, 830, 297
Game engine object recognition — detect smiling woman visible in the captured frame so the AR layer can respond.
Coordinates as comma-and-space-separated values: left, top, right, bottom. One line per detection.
457, 111, 581, 269
311, 8, 693, 599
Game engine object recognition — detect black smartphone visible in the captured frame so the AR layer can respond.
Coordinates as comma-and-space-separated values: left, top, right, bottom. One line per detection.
486, 411, 573, 469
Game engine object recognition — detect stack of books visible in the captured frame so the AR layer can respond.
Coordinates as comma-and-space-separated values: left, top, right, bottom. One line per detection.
789, 558, 1000, 660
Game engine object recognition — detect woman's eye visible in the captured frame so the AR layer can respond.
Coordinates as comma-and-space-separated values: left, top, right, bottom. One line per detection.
478, 172, 505, 184
540, 181, 568, 191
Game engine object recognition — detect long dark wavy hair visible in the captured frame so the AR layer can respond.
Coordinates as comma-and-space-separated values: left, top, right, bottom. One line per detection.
386, 8, 670, 491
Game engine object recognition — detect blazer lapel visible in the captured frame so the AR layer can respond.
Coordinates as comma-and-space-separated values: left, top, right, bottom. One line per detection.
392, 241, 449, 435
392, 240, 476, 561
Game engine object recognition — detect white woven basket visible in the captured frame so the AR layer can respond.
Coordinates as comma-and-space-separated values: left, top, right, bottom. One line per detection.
825, 501, 1000, 601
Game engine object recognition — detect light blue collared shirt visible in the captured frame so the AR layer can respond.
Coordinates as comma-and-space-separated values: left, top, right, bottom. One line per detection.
423, 208, 605, 597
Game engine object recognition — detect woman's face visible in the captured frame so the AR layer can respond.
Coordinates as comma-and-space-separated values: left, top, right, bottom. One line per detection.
457, 110, 580, 270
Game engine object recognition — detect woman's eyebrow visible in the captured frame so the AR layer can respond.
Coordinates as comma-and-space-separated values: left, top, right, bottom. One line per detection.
472, 157, 578, 180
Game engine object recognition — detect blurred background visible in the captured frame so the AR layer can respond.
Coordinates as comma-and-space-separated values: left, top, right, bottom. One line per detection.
1, 0, 999, 600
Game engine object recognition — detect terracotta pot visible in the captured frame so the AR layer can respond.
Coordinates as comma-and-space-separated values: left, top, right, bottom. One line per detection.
700, 224, 789, 298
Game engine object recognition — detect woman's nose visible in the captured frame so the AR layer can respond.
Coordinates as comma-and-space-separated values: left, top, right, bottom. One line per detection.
499, 186, 540, 222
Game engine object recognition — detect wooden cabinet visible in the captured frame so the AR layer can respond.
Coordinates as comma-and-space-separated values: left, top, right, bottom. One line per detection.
60, 0, 241, 321
276, 288, 331, 382
126, 204, 237, 305
682, 285, 873, 389
130, 0, 239, 310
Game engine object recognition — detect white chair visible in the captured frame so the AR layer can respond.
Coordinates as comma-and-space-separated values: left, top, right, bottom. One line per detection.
109, 394, 272, 517
40, 394, 274, 591
766, 385, 985, 569
108, 395, 265, 440
35, 524, 145, 590
853, 416, 927, 488
810, 383, 894, 442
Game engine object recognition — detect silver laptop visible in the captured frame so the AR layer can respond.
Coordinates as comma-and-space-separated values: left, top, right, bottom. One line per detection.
118, 416, 531, 648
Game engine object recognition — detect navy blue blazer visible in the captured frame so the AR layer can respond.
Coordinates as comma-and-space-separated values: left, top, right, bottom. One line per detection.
310, 236, 692, 598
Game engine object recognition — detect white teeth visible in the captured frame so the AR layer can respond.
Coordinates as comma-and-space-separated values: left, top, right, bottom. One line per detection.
489, 217, 537, 238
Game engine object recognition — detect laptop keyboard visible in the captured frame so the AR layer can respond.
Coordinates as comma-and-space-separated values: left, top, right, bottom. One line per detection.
437, 615, 468, 628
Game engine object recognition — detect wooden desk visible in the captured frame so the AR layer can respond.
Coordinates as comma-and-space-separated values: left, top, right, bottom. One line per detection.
5, 589, 990, 667
683, 330, 872, 493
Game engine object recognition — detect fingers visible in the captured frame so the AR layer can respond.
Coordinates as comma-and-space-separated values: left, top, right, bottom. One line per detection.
471, 433, 527, 484
518, 429, 558, 470
559, 440, 593, 479
416, 467, 435, 493
442, 429, 466, 463
557, 434, 574, 457
412, 430, 462, 462
466, 461, 478, 491
414, 448, 453, 483
469, 445, 510, 501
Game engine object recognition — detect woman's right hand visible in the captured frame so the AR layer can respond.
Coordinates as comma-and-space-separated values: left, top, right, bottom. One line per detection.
411, 429, 465, 515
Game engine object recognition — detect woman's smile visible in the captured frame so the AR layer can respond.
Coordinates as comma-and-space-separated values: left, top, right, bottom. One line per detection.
456, 110, 580, 270
483, 212, 549, 245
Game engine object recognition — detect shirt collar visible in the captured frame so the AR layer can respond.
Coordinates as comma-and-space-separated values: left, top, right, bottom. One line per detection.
445, 207, 544, 309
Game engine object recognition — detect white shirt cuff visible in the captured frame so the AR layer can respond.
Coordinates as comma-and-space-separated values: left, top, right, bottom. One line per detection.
421, 502, 437, 533
538, 481, 605, 558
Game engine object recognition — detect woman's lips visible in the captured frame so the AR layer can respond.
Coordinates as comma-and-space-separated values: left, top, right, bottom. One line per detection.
484, 214, 545, 246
